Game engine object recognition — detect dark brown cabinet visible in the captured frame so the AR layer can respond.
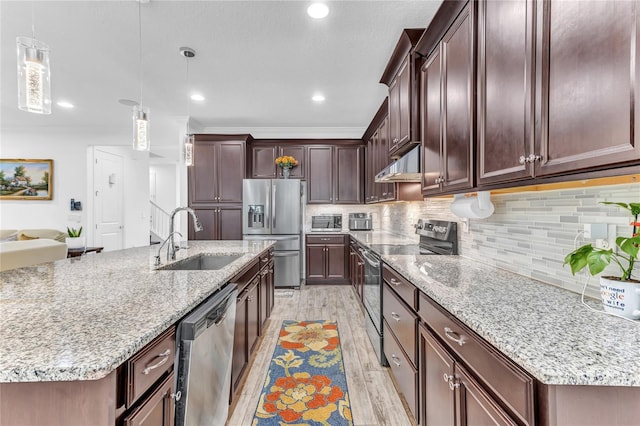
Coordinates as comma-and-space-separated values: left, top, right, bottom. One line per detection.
249, 143, 307, 179
189, 136, 246, 204
477, 0, 535, 186
537, 0, 640, 176
123, 372, 175, 426
420, 3, 475, 196
246, 278, 260, 354
258, 250, 274, 335
349, 241, 364, 302
305, 234, 349, 284
307, 145, 364, 204
188, 206, 242, 241
381, 29, 424, 158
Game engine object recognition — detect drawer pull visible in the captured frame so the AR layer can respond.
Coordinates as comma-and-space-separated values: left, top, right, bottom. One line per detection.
357, 262, 364, 266
321, 238, 330, 241
389, 278, 401, 286
444, 327, 466, 346
142, 349, 170, 375
261, 258, 269, 263
390, 312, 401, 322
390, 354, 401, 367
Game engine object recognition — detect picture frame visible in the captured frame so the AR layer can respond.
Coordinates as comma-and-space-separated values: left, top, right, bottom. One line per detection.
0, 159, 53, 200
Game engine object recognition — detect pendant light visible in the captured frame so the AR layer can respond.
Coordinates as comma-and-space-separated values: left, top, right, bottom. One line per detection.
133, 0, 149, 152
180, 47, 196, 166
16, 4, 51, 114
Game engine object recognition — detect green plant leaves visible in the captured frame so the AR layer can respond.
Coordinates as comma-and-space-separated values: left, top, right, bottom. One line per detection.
617, 235, 640, 259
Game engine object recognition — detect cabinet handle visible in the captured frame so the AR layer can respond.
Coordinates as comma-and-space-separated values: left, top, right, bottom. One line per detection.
393, 138, 399, 143
142, 349, 171, 375
261, 257, 269, 263
357, 262, 364, 266
390, 354, 401, 367
443, 373, 453, 383
389, 278, 401, 286
449, 379, 460, 391
519, 154, 542, 164
321, 238, 330, 241
248, 295, 254, 302
444, 327, 466, 346
171, 391, 182, 401
390, 312, 401, 322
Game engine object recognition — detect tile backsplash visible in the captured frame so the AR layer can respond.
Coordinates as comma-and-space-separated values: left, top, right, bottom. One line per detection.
308, 182, 639, 298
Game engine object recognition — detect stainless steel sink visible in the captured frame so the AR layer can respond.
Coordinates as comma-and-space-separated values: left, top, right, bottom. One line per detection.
157, 254, 242, 271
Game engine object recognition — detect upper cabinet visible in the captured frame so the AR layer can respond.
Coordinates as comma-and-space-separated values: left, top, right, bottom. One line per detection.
476, 0, 640, 187
189, 135, 248, 205
307, 144, 364, 204
363, 98, 396, 204
380, 29, 425, 159
249, 142, 307, 180
537, 0, 640, 175
419, 3, 475, 196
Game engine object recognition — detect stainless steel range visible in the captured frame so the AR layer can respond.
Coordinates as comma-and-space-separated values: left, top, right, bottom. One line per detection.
361, 219, 458, 366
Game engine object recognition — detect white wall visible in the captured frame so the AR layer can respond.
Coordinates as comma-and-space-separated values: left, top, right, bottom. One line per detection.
0, 128, 149, 248
149, 164, 178, 213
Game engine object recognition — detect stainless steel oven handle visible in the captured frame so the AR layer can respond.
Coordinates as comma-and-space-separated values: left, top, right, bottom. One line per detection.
361, 250, 380, 267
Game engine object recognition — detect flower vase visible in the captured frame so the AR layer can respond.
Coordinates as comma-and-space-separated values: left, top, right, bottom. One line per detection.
282, 168, 291, 179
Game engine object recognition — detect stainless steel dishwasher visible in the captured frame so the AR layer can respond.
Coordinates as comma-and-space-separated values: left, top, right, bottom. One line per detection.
174, 283, 238, 426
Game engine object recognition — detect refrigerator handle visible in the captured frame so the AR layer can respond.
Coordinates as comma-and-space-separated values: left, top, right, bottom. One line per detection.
272, 183, 277, 229
265, 180, 271, 233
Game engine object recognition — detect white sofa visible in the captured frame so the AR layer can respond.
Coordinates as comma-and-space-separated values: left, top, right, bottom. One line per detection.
0, 229, 68, 272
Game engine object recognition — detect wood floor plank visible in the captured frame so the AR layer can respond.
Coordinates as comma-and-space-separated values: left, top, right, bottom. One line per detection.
227, 285, 412, 426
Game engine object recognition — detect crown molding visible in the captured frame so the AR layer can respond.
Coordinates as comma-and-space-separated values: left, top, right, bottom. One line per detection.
200, 126, 365, 139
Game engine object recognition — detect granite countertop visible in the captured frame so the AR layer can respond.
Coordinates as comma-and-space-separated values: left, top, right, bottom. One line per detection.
0, 240, 274, 383
381, 254, 640, 387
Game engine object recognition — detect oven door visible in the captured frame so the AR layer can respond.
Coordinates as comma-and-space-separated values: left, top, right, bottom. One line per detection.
361, 249, 382, 333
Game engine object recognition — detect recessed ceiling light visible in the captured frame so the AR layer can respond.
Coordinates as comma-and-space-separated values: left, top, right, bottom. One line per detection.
56, 101, 74, 109
190, 94, 205, 101
312, 93, 325, 102
307, 3, 329, 19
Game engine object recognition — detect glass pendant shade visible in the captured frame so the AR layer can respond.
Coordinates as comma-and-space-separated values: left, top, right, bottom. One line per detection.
184, 134, 194, 166
16, 36, 51, 115
132, 105, 150, 151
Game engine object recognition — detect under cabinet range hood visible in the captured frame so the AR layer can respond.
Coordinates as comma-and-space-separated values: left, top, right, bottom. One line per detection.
375, 145, 421, 182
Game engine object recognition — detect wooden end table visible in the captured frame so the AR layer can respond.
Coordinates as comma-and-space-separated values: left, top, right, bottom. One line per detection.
67, 246, 104, 258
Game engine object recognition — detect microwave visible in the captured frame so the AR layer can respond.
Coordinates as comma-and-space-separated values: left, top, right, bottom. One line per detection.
311, 214, 343, 231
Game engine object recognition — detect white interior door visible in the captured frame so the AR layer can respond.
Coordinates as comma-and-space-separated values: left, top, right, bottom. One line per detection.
94, 149, 124, 251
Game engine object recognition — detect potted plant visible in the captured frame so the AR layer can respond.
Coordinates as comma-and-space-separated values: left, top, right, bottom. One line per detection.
66, 226, 85, 249
563, 202, 640, 319
275, 155, 298, 179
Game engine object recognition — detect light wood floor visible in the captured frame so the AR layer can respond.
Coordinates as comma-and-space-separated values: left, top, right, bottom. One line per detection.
227, 285, 414, 426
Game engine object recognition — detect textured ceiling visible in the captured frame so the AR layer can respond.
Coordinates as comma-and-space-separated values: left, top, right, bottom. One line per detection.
1, 0, 442, 150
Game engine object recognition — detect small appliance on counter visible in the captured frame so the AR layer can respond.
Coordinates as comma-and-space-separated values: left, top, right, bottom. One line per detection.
348, 212, 372, 231
311, 214, 342, 232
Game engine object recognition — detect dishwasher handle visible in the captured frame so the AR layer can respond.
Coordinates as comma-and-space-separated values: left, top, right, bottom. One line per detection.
179, 283, 238, 341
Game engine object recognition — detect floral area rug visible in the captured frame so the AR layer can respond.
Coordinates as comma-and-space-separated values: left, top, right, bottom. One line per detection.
252, 320, 353, 426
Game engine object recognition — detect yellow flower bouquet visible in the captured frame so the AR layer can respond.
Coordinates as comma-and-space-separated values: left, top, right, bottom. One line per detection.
275, 155, 298, 169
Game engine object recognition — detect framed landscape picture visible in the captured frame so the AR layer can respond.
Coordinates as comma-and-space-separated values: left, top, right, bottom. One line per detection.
0, 159, 53, 200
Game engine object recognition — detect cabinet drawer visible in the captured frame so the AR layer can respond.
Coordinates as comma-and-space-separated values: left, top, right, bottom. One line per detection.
383, 321, 418, 421
418, 292, 535, 425
127, 327, 176, 407
382, 264, 416, 310
383, 283, 418, 366
306, 235, 346, 245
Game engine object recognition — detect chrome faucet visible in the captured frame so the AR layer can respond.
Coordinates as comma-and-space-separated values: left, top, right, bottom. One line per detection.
168, 207, 204, 260
155, 231, 183, 266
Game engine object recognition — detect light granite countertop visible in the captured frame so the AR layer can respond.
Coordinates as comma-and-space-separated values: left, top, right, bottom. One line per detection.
0, 240, 274, 383
348, 230, 418, 246
381, 254, 640, 387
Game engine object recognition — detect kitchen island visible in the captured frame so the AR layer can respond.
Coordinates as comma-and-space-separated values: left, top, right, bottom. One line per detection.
0, 240, 274, 425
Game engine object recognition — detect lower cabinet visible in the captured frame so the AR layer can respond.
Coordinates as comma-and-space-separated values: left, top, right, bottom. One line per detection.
349, 241, 365, 302
122, 372, 175, 426
305, 234, 349, 284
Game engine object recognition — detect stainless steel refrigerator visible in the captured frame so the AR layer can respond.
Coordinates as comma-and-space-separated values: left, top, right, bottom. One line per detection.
242, 179, 304, 288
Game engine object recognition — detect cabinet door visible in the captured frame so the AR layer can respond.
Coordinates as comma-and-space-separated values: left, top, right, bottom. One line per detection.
366, 138, 377, 203
389, 77, 401, 153
421, 50, 443, 194
456, 364, 517, 426
477, 0, 535, 185
397, 56, 412, 147
539, 0, 640, 175
231, 291, 248, 399
279, 145, 306, 179
217, 206, 242, 240
378, 116, 396, 201
124, 372, 174, 426
307, 146, 334, 203
306, 245, 326, 279
251, 145, 277, 178
259, 268, 268, 334
420, 324, 455, 426
216, 141, 245, 203
188, 208, 216, 240
247, 280, 260, 354
189, 141, 217, 204
326, 244, 347, 280
334, 146, 363, 204
268, 260, 275, 315
441, 4, 474, 192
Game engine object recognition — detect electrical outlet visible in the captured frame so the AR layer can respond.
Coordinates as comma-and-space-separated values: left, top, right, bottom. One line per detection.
583, 223, 607, 239
595, 239, 609, 249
